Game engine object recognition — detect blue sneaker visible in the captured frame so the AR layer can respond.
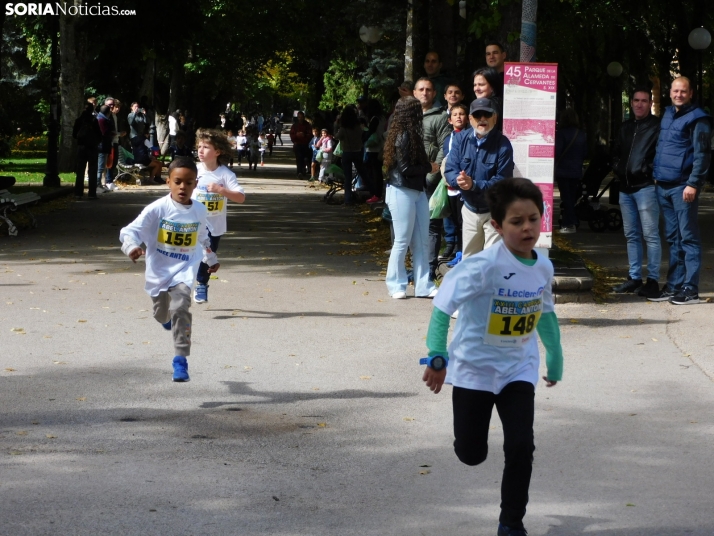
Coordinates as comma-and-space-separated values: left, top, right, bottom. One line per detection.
162, 320, 171, 331
497, 524, 528, 536
446, 251, 462, 268
172, 356, 190, 382
194, 283, 208, 303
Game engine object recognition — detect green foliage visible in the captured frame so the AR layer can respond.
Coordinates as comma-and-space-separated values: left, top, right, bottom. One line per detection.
320, 59, 362, 111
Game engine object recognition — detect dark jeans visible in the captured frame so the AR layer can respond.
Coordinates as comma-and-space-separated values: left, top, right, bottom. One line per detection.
443, 195, 463, 250
294, 144, 310, 175
656, 182, 701, 293
556, 176, 580, 227
453, 382, 535, 530
75, 145, 98, 197
364, 151, 384, 197
341, 151, 368, 204
196, 233, 221, 285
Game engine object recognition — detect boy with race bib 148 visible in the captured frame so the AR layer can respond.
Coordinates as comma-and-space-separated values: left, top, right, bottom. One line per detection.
120, 157, 220, 382
421, 177, 563, 536
192, 129, 246, 304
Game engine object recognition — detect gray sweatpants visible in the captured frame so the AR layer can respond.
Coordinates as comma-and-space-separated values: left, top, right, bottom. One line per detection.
151, 283, 192, 357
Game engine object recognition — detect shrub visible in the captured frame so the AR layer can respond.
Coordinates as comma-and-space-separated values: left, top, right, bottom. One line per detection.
11, 134, 48, 152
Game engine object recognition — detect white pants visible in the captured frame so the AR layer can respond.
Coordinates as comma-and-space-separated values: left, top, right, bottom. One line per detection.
461, 207, 501, 258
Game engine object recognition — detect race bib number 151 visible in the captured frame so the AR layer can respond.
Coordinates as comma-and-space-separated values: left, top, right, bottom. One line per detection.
484, 295, 542, 347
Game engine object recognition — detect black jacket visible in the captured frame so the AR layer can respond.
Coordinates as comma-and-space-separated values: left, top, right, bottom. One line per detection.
387, 132, 431, 192
72, 111, 102, 149
613, 114, 660, 193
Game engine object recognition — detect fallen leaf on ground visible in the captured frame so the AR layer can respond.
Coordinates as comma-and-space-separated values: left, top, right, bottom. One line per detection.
76, 397, 86, 401
317, 423, 327, 427
359, 376, 371, 380
419, 470, 431, 475
45, 434, 56, 439
403, 417, 415, 422
16, 431, 27, 436
10, 328, 25, 334
77, 319, 87, 323
652, 338, 658, 342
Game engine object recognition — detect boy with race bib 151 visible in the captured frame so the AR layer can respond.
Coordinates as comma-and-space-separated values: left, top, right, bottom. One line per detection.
192, 129, 246, 304
421, 177, 563, 536
120, 157, 220, 382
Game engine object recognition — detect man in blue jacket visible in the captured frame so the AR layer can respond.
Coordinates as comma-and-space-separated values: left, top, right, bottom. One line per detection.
650, 77, 712, 305
444, 98, 514, 258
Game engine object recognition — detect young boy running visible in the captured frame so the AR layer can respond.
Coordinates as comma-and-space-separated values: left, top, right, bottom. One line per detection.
192, 129, 246, 303
119, 157, 220, 382
422, 177, 563, 536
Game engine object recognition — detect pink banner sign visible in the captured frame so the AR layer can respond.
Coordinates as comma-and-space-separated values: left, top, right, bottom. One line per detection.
504, 64, 558, 93
528, 145, 555, 158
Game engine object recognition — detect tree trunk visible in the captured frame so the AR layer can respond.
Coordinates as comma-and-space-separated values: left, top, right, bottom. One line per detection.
431, 0, 456, 75
167, 58, 184, 116
494, 1, 522, 65
414, 0, 430, 76
404, 0, 414, 82
156, 114, 169, 155
519, 0, 537, 62
139, 57, 155, 102
58, 10, 88, 173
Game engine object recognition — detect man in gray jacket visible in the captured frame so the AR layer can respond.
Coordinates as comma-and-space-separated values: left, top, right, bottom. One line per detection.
413, 77, 452, 279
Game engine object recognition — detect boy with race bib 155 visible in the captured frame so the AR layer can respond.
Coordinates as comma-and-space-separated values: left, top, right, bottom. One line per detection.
192, 129, 246, 303
421, 177, 563, 536
120, 157, 220, 382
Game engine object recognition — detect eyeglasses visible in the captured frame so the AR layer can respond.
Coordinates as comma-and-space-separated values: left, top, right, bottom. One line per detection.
472, 111, 493, 119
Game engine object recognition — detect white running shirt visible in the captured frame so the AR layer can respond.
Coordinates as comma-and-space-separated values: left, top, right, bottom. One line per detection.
192, 163, 245, 236
433, 240, 555, 394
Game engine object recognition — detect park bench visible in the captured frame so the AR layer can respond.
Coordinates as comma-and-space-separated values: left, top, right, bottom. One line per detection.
114, 146, 152, 186
0, 178, 41, 236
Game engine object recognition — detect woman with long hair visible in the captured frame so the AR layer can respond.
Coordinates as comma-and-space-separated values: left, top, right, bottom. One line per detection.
383, 96, 438, 299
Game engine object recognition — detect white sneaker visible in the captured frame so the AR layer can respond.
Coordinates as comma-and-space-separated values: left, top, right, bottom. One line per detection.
451, 309, 459, 319
105, 183, 118, 191
427, 288, 438, 298
559, 225, 576, 234
392, 291, 407, 299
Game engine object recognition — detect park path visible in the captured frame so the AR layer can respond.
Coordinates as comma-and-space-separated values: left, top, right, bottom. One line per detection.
0, 143, 713, 535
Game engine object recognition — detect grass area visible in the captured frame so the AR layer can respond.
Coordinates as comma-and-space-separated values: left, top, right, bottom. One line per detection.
0, 157, 74, 185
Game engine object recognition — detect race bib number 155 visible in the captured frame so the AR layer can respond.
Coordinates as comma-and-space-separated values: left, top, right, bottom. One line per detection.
157, 219, 199, 250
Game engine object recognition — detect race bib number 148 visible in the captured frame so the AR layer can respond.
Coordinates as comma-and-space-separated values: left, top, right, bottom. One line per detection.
484, 295, 542, 347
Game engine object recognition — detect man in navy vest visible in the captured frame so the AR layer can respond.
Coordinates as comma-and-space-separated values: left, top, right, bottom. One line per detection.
650, 77, 712, 304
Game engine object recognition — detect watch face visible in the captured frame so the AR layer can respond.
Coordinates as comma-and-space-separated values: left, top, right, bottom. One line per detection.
432, 356, 446, 371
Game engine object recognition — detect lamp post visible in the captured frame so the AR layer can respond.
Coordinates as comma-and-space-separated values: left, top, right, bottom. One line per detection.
607, 61, 623, 147
688, 27, 711, 104
359, 25, 383, 99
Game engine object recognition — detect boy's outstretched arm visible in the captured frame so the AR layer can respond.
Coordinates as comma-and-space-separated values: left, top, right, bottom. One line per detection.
536, 312, 563, 387
423, 306, 451, 394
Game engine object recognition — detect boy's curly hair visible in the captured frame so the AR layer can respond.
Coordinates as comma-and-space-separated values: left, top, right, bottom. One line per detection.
195, 128, 233, 166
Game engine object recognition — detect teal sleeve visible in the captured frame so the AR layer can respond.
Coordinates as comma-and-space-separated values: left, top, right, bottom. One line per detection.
536, 311, 563, 381
426, 306, 451, 360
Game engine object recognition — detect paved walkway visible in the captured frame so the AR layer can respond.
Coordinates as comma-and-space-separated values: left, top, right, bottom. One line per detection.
1, 145, 713, 535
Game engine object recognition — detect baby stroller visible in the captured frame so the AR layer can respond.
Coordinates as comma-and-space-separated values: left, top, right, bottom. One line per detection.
567, 147, 623, 233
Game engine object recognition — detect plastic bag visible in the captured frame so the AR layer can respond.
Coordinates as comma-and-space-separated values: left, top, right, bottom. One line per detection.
429, 179, 451, 219
315, 149, 324, 163
333, 142, 343, 158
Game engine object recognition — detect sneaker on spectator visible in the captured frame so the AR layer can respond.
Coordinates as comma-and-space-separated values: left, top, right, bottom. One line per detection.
637, 278, 660, 299
559, 225, 576, 234
446, 251, 462, 268
162, 320, 172, 331
438, 242, 456, 261
647, 285, 676, 302
172, 356, 190, 382
670, 289, 700, 305
612, 276, 642, 293
194, 283, 208, 303
105, 182, 118, 191
366, 195, 382, 204
392, 291, 407, 299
